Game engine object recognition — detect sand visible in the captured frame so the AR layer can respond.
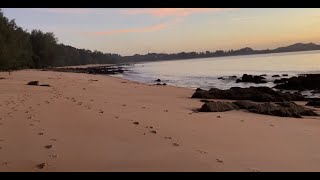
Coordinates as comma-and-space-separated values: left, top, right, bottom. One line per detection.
0, 69, 320, 172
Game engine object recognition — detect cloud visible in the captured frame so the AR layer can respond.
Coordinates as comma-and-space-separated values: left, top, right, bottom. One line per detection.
92, 18, 183, 36
120, 8, 238, 17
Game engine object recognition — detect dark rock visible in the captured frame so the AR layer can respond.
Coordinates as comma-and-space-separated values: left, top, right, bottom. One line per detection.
155, 79, 161, 82
0, 77, 5, 80
27, 81, 39, 86
306, 101, 320, 107
274, 74, 320, 90
273, 78, 288, 84
218, 77, 223, 79
200, 99, 212, 103
156, 83, 162, 85
260, 74, 267, 77
282, 74, 289, 76
163, 83, 167, 86
272, 75, 280, 77
47, 65, 127, 75
236, 74, 267, 84
40, 84, 51, 87
192, 86, 305, 102
233, 100, 318, 118
199, 101, 239, 112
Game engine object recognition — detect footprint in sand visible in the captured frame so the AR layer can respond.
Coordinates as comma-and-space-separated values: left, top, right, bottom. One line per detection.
196, 150, 208, 154
216, 158, 224, 163
44, 145, 53, 149
36, 163, 48, 169
49, 154, 58, 159
172, 143, 180, 147
247, 168, 260, 172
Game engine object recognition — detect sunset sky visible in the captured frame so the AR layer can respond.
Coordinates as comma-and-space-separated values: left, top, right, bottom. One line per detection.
2, 8, 320, 55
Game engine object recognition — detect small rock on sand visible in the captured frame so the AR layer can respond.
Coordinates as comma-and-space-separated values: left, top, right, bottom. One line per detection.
38, 133, 44, 135
133, 121, 139, 125
150, 130, 157, 134
217, 116, 221, 118
27, 81, 39, 86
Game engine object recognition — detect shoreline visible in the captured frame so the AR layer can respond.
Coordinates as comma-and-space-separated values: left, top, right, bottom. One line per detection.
1, 69, 320, 171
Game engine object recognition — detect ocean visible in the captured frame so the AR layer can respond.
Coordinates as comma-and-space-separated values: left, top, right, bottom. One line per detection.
114, 50, 320, 96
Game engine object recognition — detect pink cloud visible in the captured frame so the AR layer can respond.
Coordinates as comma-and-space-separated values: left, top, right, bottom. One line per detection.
92, 18, 183, 36
120, 8, 237, 17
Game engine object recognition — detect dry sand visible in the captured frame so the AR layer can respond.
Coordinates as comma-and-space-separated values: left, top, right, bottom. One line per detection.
0, 69, 320, 172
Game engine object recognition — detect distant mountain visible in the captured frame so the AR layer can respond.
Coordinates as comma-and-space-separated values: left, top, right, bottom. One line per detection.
120, 43, 320, 63
273, 43, 320, 52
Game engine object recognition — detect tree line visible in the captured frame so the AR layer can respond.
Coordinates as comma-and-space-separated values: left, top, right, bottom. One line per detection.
0, 9, 121, 71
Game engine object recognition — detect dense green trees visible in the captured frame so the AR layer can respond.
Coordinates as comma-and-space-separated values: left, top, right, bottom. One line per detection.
0, 9, 120, 71
0, 10, 34, 70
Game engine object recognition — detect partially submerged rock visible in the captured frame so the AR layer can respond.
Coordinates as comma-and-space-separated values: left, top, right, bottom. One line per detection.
274, 74, 320, 90
192, 86, 305, 102
199, 101, 239, 112
236, 74, 267, 84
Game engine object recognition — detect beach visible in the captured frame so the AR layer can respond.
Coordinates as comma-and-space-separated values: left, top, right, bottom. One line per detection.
1, 69, 320, 172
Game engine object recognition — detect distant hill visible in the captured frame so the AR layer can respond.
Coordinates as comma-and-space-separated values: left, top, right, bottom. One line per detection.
273, 43, 320, 52
120, 42, 320, 63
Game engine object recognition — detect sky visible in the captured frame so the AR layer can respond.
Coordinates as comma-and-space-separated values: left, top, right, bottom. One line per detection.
2, 8, 320, 56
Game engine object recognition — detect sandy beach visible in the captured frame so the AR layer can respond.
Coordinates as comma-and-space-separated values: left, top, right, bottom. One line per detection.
1, 69, 320, 172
